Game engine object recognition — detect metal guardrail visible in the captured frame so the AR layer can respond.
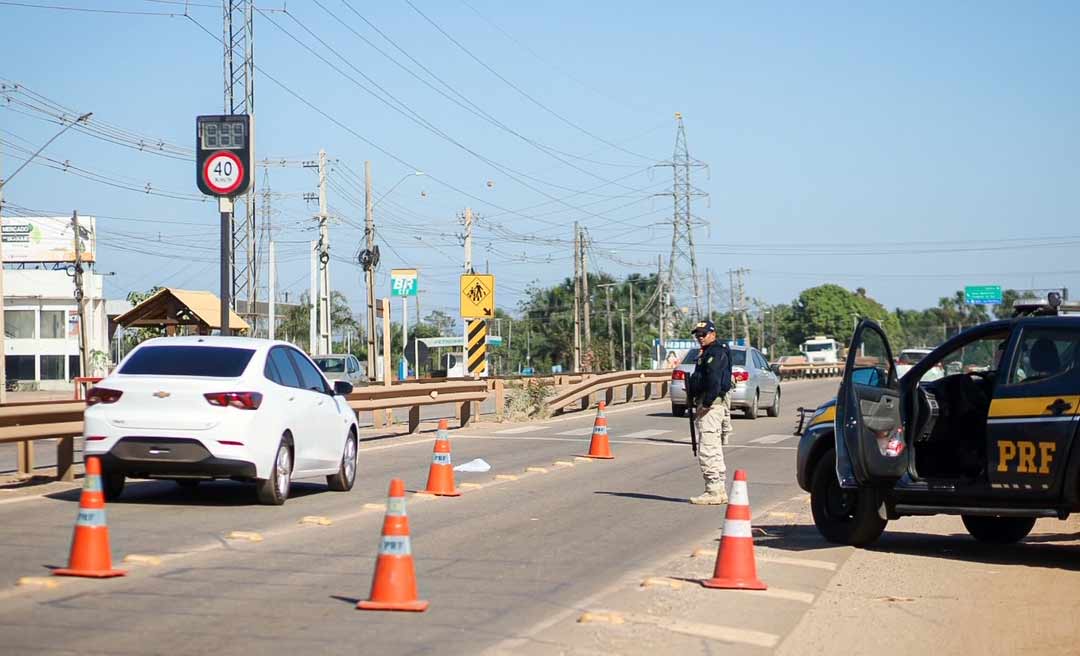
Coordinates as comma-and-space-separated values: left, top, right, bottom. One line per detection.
777, 363, 845, 380
545, 370, 671, 414
0, 371, 670, 482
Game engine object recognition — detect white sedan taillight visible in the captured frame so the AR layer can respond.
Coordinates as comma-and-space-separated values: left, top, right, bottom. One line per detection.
86, 387, 123, 405
204, 392, 263, 410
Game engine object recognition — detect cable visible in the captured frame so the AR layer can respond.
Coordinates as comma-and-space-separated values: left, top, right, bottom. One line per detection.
403, 0, 655, 162
0, 1, 186, 15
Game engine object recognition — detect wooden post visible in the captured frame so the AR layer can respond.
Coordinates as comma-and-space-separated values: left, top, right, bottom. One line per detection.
459, 400, 472, 428
56, 435, 75, 482
381, 298, 393, 426
16, 441, 33, 476
579, 393, 590, 412
408, 405, 420, 434
495, 379, 505, 419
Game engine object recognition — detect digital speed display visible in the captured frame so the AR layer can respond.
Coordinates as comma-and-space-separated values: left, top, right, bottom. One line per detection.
200, 120, 246, 150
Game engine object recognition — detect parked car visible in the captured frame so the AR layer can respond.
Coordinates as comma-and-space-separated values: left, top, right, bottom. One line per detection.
83, 337, 360, 505
896, 348, 944, 382
312, 354, 368, 387
669, 344, 781, 419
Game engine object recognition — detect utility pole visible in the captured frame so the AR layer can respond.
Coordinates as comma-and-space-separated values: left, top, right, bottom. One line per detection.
363, 160, 376, 379
706, 268, 713, 321
316, 150, 330, 354
572, 222, 581, 372
462, 207, 473, 376
728, 269, 736, 342
268, 240, 275, 340
309, 241, 316, 353
657, 255, 665, 362
72, 211, 90, 377
728, 267, 751, 349
580, 226, 591, 362
628, 281, 635, 369
619, 309, 627, 370
598, 283, 616, 370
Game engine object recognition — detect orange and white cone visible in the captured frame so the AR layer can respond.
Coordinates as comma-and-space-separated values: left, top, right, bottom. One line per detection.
702, 470, 766, 590
357, 478, 429, 612
54, 456, 126, 578
581, 402, 614, 459
423, 419, 461, 496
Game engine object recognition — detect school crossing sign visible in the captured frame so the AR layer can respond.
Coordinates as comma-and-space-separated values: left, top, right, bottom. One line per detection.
391, 268, 418, 297
460, 274, 495, 319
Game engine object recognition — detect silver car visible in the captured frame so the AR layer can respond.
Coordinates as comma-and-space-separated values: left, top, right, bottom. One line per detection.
669, 345, 781, 420
311, 354, 368, 387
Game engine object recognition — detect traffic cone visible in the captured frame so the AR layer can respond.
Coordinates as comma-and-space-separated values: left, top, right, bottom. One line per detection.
702, 470, 766, 590
423, 419, 461, 496
54, 457, 126, 578
581, 402, 614, 459
357, 478, 429, 612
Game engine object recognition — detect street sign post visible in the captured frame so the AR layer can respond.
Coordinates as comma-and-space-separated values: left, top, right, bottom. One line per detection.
390, 269, 418, 377
460, 274, 495, 319
965, 285, 1003, 305
196, 114, 253, 338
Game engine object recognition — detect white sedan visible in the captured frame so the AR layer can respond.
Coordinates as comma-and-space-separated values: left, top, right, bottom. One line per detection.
83, 336, 359, 505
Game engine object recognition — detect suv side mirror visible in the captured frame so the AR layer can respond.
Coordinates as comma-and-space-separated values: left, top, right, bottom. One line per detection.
333, 380, 354, 396
851, 366, 885, 388
769, 363, 781, 376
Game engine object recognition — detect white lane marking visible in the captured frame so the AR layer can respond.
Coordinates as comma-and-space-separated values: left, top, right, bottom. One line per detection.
622, 429, 669, 438
555, 428, 592, 436
615, 612, 780, 649
493, 425, 539, 435
750, 433, 795, 444
756, 553, 838, 571
757, 587, 816, 604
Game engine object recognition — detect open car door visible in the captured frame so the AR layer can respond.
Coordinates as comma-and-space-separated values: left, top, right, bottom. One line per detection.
836, 320, 909, 486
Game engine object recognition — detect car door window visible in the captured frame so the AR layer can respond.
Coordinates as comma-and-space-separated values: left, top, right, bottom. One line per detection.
268, 348, 301, 388
754, 351, 768, 371
288, 349, 330, 394
346, 357, 356, 374
1010, 330, 1079, 385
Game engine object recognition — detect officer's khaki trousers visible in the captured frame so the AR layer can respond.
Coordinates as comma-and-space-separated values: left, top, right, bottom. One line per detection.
695, 402, 729, 492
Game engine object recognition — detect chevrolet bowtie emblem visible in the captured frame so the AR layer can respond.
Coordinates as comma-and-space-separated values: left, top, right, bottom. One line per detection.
152, 391, 171, 399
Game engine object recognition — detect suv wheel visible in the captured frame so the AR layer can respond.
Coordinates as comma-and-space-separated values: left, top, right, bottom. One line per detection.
961, 515, 1035, 544
766, 389, 781, 417
671, 403, 686, 417
810, 448, 886, 546
256, 440, 292, 506
327, 433, 358, 492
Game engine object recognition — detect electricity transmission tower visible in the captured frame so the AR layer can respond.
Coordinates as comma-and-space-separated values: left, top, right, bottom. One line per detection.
224, 0, 256, 326
656, 113, 708, 320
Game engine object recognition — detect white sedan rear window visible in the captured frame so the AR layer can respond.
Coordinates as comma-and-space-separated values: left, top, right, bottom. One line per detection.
120, 346, 255, 377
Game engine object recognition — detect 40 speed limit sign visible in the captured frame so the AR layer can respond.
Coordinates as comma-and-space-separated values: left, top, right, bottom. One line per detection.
202, 151, 245, 195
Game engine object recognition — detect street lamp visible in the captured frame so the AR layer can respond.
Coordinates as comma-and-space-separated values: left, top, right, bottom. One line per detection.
372, 171, 424, 209
0, 111, 93, 404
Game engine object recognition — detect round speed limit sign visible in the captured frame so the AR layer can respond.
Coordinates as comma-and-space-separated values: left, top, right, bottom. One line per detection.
202, 151, 245, 196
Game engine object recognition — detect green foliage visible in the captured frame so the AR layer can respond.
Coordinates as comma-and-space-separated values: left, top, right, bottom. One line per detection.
505, 379, 555, 420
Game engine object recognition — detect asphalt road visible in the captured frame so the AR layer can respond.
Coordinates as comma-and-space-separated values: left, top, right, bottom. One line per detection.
0, 380, 835, 655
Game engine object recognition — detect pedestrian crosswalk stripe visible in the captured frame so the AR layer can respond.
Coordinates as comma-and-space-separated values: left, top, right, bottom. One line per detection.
623, 429, 669, 439
494, 426, 537, 435
750, 434, 793, 445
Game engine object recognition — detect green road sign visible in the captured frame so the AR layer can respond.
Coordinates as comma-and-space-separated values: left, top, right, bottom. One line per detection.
965, 285, 1002, 305
391, 268, 418, 297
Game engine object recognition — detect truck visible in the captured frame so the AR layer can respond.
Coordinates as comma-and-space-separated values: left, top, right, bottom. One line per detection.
799, 336, 840, 365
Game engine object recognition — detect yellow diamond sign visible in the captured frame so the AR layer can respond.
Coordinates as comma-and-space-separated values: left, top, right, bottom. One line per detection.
460, 274, 495, 319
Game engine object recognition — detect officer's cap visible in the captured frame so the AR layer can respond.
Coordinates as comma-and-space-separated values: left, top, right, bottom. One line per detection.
691, 319, 716, 336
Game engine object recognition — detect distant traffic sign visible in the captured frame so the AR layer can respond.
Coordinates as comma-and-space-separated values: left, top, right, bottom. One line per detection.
202, 151, 244, 195
195, 114, 252, 198
460, 274, 495, 319
965, 285, 1002, 305
391, 268, 418, 297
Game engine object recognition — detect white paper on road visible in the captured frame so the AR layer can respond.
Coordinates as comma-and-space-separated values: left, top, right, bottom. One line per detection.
750, 434, 794, 445
454, 458, 491, 472
622, 429, 669, 439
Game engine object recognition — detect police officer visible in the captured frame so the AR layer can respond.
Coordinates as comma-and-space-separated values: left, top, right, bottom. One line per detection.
687, 319, 733, 505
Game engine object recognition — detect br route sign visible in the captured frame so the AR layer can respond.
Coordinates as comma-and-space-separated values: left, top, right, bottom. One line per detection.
391, 268, 418, 297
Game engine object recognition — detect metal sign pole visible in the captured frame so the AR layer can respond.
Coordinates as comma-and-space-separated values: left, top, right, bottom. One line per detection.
219, 197, 233, 336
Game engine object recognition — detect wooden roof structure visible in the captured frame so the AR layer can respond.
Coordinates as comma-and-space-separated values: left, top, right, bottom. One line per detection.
114, 288, 250, 335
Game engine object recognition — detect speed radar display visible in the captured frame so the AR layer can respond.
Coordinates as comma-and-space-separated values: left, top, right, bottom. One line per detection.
196, 114, 252, 197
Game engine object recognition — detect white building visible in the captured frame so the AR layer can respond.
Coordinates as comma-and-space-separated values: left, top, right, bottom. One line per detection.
4, 269, 108, 390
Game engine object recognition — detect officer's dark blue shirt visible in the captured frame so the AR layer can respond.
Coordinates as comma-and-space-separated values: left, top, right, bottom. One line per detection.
688, 340, 732, 408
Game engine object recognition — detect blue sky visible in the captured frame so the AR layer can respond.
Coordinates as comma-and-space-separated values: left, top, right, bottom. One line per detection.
1, 0, 1077, 322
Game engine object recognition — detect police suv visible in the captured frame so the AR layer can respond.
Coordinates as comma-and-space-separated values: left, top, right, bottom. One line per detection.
795, 293, 1080, 546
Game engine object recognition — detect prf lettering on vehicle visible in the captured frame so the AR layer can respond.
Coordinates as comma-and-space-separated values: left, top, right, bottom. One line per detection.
996, 440, 1056, 475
